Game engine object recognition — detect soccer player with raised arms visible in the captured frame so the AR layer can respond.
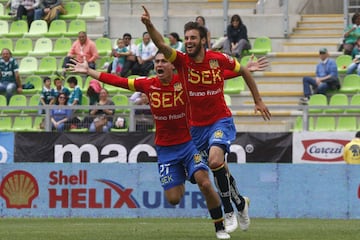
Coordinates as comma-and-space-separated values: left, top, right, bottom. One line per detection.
141, 5, 271, 234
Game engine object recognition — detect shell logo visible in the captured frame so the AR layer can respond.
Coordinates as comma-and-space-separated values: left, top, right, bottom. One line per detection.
0, 170, 39, 209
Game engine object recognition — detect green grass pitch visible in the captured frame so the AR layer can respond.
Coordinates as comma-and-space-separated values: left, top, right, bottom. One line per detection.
0, 218, 359, 240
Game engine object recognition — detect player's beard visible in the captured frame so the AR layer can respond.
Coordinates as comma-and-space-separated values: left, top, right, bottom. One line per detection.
186, 42, 202, 58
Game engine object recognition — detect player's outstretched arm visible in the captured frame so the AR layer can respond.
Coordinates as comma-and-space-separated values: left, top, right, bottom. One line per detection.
141, 5, 172, 59
67, 59, 101, 79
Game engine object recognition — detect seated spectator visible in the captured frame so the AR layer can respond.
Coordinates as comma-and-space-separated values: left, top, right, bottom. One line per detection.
119, 33, 138, 77
195, 16, 211, 49
67, 76, 82, 106
111, 38, 129, 75
88, 88, 114, 132
222, 14, 251, 58
5, 0, 21, 16
168, 32, 185, 52
131, 32, 157, 76
38, 76, 53, 114
299, 48, 340, 104
343, 12, 360, 55
50, 92, 71, 132
0, 48, 22, 104
34, 0, 65, 24
130, 92, 153, 132
16, 0, 40, 28
346, 37, 360, 75
87, 79, 101, 105
50, 77, 70, 104
62, 31, 99, 73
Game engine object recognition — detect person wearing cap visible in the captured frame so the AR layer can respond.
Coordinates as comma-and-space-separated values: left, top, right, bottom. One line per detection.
299, 48, 339, 104
87, 79, 102, 105
343, 131, 360, 164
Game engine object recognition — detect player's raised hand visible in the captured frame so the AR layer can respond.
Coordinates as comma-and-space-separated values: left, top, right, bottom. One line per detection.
246, 55, 269, 72
67, 58, 89, 74
141, 6, 151, 26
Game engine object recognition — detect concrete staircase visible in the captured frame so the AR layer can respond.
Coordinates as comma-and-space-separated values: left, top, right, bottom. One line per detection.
232, 14, 344, 132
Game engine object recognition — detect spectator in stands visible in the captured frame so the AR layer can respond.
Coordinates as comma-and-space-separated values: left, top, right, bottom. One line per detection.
67, 76, 82, 106
195, 16, 211, 49
343, 12, 360, 55
299, 48, 339, 104
38, 76, 53, 114
343, 131, 360, 164
5, 0, 21, 16
131, 32, 157, 76
34, 0, 65, 25
87, 79, 101, 105
346, 37, 360, 75
51, 92, 71, 132
16, 0, 40, 28
168, 32, 185, 52
115, 33, 138, 77
62, 31, 99, 74
50, 77, 70, 104
0, 48, 22, 104
222, 14, 251, 58
129, 91, 153, 132
88, 88, 114, 132
111, 38, 129, 75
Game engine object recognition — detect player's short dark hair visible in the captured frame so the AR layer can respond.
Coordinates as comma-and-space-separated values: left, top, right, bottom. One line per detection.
355, 131, 360, 138
184, 21, 207, 40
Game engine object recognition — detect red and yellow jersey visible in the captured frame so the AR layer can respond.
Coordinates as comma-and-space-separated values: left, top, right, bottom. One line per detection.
168, 49, 241, 126
99, 72, 190, 146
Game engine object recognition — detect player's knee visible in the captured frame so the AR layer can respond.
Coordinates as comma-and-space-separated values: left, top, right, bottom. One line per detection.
197, 178, 213, 194
166, 196, 181, 205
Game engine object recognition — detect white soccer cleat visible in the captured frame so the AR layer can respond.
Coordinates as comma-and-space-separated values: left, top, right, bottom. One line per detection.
238, 196, 250, 231
216, 229, 231, 239
224, 212, 238, 233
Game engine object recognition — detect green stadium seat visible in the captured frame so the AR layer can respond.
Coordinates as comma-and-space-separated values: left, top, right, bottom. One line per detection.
339, 74, 360, 94
95, 56, 113, 72
335, 54, 352, 74
112, 94, 129, 114
3, 94, 27, 114
59, 1, 81, 20
0, 20, 8, 36
224, 76, 245, 94
336, 116, 357, 131
240, 55, 257, 67
35, 56, 57, 75
224, 94, 232, 106
49, 37, 72, 56
24, 94, 41, 114
12, 38, 33, 57
22, 75, 42, 95
0, 3, 12, 20
248, 36, 272, 55
0, 95, 6, 115
3, 20, 28, 38
28, 37, 53, 56
345, 94, 360, 113
44, 19, 67, 37
324, 93, 348, 114
308, 94, 327, 114
23, 20, 48, 38
19, 56, 38, 75
64, 19, 86, 37
95, 37, 112, 56
0, 38, 12, 51
313, 116, 336, 132
12, 116, 33, 131
32, 116, 45, 131
78, 1, 101, 19
0, 116, 12, 131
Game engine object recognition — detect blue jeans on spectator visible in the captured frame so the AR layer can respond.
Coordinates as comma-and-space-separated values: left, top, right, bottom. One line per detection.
346, 62, 360, 75
0, 81, 17, 104
302, 76, 328, 98
89, 120, 113, 132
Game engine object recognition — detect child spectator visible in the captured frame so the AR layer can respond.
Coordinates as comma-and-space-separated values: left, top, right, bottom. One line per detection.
111, 38, 128, 75
39, 76, 53, 114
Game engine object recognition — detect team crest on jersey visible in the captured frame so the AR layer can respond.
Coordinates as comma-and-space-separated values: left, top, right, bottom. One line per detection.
193, 153, 202, 164
214, 130, 224, 139
209, 59, 219, 69
173, 82, 183, 91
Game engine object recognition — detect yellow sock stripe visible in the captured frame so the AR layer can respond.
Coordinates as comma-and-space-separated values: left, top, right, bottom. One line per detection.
213, 217, 224, 223
211, 163, 225, 172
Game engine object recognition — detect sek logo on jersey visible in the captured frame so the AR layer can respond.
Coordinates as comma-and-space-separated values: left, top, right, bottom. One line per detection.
0, 170, 39, 209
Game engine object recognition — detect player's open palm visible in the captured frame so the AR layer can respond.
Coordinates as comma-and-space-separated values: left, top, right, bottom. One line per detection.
67, 59, 89, 74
